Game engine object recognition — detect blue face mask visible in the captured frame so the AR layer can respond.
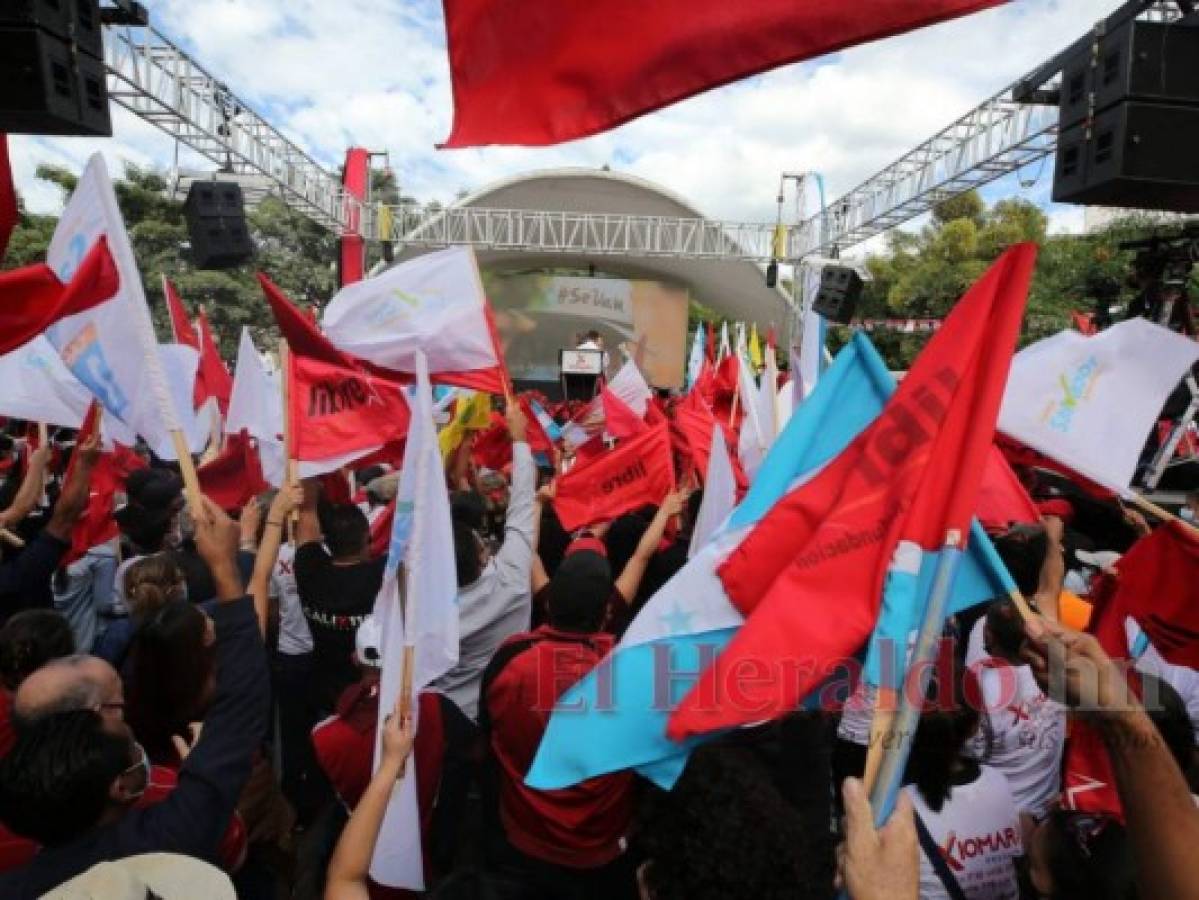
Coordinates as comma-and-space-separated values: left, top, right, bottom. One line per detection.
1182, 506, 1196, 523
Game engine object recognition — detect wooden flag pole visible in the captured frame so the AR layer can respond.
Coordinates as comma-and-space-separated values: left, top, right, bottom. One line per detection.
1126, 491, 1199, 538
728, 380, 740, 429
279, 341, 299, 531
169, 430, 205, 515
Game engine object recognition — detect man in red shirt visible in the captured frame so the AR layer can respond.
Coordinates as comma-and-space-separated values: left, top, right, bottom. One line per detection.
480, 549, 636, 898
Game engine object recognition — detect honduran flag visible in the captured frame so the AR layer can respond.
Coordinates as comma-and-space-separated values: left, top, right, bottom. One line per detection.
162, 276, 199, 349
667, 244, 1035, 741
321, 245, 509, 395
526, 328, 1019, 792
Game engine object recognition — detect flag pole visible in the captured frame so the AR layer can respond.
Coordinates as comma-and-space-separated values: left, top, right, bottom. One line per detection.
279, 340, 299, 532
867, 529, 965, 826
1126, 491, 1199, 538
728, 379, 740, 428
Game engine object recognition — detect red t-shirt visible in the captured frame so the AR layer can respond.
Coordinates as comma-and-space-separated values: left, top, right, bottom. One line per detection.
311, 680, 445, 897
482, 625, 633, 868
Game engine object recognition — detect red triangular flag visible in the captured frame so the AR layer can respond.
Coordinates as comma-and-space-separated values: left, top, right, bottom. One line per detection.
554, 423, 675, 531
195, 308, 233, 414
0, 237, 119, 355
975, 445, 1039, 531
162, 277, 199, 348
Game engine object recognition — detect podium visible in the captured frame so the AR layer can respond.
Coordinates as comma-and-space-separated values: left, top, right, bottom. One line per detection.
560, 348, 604, 402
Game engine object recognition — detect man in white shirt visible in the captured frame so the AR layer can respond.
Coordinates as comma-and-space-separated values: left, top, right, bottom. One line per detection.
966, 598, 1066, 821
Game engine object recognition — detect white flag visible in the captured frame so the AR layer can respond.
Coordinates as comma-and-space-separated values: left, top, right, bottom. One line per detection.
795, 264, 826, 403
754, 346, 780, 448
322, 246, 505, 393
607, 358, 653, 416
717, 321, 732, 362
689, 426, 736, 558
685, 325, 704, 390
226, 328, 286, 486
736, 353, 766, 481
998, 318, 1199, 494
370, 351, 458, 891
45, 155, 187, 459
0, 336, 94, 428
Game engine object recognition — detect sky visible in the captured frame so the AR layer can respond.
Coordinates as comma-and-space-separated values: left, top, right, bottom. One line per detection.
10, 0, 1117, 243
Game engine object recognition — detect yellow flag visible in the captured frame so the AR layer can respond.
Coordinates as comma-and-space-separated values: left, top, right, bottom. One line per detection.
748, 322, 763, 371
438, 391, 494, 461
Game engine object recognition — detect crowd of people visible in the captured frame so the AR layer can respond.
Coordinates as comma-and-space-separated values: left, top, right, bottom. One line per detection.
0, 401, 1197, 900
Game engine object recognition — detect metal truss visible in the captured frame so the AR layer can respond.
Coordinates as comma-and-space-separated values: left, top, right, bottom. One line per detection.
102, 23, 353, 232
792, 88, 1060, 257
376, 204, 793, 262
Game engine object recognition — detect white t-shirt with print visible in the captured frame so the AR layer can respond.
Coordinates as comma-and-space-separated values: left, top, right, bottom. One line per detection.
271, 543, 313, 656
907, 765, 1023, 900
965, 618, 1066, 820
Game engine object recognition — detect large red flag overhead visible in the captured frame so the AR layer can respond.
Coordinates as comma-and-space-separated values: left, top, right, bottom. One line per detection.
0, 236, 118, 355
259, 273, 410, 463
439, 0, 1006, 147
668, 244, 1036, 740
195, 308, 234, 414
554, 423, 675, 531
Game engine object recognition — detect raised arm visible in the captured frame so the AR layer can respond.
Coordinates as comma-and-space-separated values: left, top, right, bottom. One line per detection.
325, 705, 415, 900
0, 445, 50, 530
1023, 618, 1199, 900
492, 403, 536, 579
614, 491, 686, 604
296, 478, 322, 546
530, 482, 555, 596
1032, 515, 1065, 623
249, 486, 303, 637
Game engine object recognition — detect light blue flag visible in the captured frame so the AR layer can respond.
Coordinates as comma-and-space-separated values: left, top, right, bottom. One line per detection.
526, 333, 1014, 791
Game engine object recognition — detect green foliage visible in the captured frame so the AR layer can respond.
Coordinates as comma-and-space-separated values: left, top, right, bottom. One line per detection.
3, 161, 339, 358
848, 189, 1176, 369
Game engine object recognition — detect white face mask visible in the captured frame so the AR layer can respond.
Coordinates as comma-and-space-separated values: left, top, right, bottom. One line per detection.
1182, 506, 1196, 523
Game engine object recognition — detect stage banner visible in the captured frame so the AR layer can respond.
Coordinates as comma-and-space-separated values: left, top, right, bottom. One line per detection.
484, 272, 688, 389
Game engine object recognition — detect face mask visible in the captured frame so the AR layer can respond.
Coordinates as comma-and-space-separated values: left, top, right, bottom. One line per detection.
1182, 507, 1196, 523
121, 742, 151, 800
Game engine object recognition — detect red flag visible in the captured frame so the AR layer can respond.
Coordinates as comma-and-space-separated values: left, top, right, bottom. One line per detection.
162, 277, 199, 348
601, 387, 648, 439
703, 322, 716, 367
975, 445, 1039, 531
471, 412, 514, 471
668, 244, 1036, 740
0, 135, 16, 261
518, 395, 553, 454
196, 430, 269, 511
318, 470, 353, 506
440, 0, 1006, 147
554, 423, 675, 531
195, 308, 234, 414
1071, 311, 1098, 336
994, 433, 1115, 501
0, 237, 118, 355
259, 274, 411, 463
63, 402, 148, 566
1091, 522, 1199, 670
672, 392, 748, 494
369, 498, 395, 558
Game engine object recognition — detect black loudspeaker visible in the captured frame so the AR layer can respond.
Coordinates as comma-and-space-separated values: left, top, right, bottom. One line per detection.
1053, 102, 1199, 212
184, 181, 254, 269
0, 0, 103, 60
1059, 21, 1199, 129
0, 24, 110, 136
812, 265, 863, 324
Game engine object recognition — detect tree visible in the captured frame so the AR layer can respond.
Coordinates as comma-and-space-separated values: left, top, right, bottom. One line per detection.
3, 162, 339, 358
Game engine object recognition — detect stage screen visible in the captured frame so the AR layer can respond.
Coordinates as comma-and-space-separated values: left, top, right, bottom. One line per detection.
483, 272, 689, 389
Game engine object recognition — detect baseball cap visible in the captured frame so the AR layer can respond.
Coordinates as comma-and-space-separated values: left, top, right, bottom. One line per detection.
1075, 549, 1122, 571
356, 615, 383, 668
42, 853, 235, 899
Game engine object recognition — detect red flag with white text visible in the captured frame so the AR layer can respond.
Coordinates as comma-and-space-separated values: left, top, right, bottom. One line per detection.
554, 423, 675, 531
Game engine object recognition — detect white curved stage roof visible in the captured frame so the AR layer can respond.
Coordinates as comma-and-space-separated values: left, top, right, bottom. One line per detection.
395, 168, 794, 326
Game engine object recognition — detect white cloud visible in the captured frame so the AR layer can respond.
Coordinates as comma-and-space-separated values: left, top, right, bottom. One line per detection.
14, 0, 1119, 242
